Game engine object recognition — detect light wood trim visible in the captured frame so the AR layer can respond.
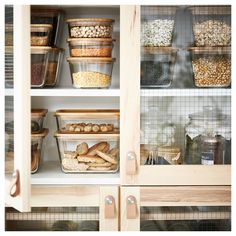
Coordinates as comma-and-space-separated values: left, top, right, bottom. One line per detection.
5, 5, 31, 213
120, 186, 140, 231
99, 186, 119, 231
138, 165, 231, 185
140, 186, 231, 206
120, 5, 140, 185
31, 185, 100, 207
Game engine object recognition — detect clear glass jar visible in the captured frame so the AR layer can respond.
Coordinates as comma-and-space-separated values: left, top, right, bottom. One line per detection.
31, 109, 48, 134
66, 18, 114, 38
31, 24, 53, 46
185, 106, 230, 164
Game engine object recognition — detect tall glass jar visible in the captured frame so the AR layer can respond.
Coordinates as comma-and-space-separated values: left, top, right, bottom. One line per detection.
185, 106, 230, 165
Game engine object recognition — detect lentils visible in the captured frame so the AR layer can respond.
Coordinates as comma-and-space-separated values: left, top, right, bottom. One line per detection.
141, 19, 174, 46
192, 56, 231, 87
193, 20, 231, 46
70, 25, 112, 38
72, 71, 111, 88
71, 48, 112, 57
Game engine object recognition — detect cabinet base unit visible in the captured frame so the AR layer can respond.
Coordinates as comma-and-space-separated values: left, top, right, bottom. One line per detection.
120, 186, 231, 231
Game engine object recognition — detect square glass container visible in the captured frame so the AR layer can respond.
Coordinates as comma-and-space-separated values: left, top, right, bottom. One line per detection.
67, 38, 115, 57
189, 46, 231, 88
55, 109, 120, 134
31, 24, 53, 46
31, 109, 48, 134
31, 128, 48, 174
66, 18, 114, 38
67, 57, 115, 88
54, 132, 119, 173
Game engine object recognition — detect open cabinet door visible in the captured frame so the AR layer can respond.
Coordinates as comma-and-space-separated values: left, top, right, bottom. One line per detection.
5, 5, 31, 212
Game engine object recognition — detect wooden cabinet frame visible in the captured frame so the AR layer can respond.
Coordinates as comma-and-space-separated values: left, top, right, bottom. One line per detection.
120, 186, 231, 231
120, 5, 231, 186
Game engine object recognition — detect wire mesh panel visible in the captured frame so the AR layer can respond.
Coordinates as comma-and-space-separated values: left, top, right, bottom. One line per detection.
140, 206, 231, 231
5, 5, 14, 88
6, 207, 99, 231
140, 95, 231, 165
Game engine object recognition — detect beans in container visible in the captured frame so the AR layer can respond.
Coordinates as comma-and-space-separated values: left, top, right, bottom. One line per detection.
66, 18, 114, 38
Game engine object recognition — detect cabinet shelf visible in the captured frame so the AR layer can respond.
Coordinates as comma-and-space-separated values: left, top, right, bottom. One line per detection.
31, 161, 120, 185
141, 89, 231, 97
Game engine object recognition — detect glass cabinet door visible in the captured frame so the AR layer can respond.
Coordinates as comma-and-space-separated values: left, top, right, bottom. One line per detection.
120, 5, 231, 185
5, 5, 31, 212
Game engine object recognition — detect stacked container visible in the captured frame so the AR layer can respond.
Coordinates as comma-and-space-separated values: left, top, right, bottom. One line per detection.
189, 6, 231, 88
54, 109, 120, 173
31, 109, 49, 173
30, 7, 64, 88
141, 6, 177, 87
66, 18, 116, 88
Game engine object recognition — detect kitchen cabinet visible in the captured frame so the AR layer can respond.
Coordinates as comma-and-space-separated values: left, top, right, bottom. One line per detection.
4, 4, 231, 232
120, 186, 231, 231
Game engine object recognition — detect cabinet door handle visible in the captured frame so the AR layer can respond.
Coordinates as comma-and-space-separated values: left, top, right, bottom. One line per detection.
10, 170, 20, 197
104, 195, 116, 219
126, 151, 137, 175
126, 195, 138, 219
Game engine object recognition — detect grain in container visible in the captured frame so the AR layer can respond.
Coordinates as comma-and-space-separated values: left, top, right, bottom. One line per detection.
31, 24, 53, 46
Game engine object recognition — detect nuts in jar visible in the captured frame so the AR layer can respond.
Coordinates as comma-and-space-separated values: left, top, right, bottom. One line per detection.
192, 56, 231, 87
72, 71, 111, 88
66, 18, 114, 38
141, 19, 175, 46
193, 20, 231, 46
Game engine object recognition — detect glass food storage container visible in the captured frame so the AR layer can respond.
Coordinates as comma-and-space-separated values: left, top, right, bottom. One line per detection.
189, 47, 231, 88
185, 106, 231, 165
54, 132, 119, 173
5, 23, 13, 46
31, 46, 63, 88
31, 24, 53, 46
31, 8, 64, 46
67, 57, 115, 88
66, 18, 114, 38
31, 109, 48, 134
55, 109, 120, 134
141, 6, 177, 47
31, 128, 48, 174
67, 38, 115, 57
5, 46, 13, 88
190, 6, 231, 47
141, 47, 177, 87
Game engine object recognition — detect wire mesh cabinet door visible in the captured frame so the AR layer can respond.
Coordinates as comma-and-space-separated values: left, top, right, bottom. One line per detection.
120, 186, 231, 231
5, 5, 31, 212
120, 5, 231, 186
6, 186, 119, 231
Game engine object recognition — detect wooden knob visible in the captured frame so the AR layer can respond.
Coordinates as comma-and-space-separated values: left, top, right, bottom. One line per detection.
126, 151, 137, 175
126, 195, 138, 219
10, 170, 20, 197
104, 195, 116, 219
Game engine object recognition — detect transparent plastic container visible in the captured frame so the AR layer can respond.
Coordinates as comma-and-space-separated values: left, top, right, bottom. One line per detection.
67, 57, 115, 88
189, 47, 231, 88
31, 46, 64, 88
31, 24, 53, 46
141, 6, 177, 47
54, 132, 119, 173
141, 47, 177, 87
66, 18, 114, 38
55, 109, 120, 134
31, 8, 64, 46
67, 38, 115, 57
185, 106, 230, 164
31, 128, 48, 174
190, 6, 231, 47
31, 109, 48, 134
5, 24, 13, 46
5, 46, 13, 88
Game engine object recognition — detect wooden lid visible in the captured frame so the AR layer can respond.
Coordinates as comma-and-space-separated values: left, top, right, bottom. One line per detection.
188, 46, 231, 54
31, 109, 48, 118
31, 46, 64, 54
31, 24, 53, 32
66, 18, 114, 23
55, 109, 120, 116
142, 46, 178, 54
67, 57, 115, 62
31, 128, 49, 139
31, 7, 64, 15
189, 6, 231, 15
